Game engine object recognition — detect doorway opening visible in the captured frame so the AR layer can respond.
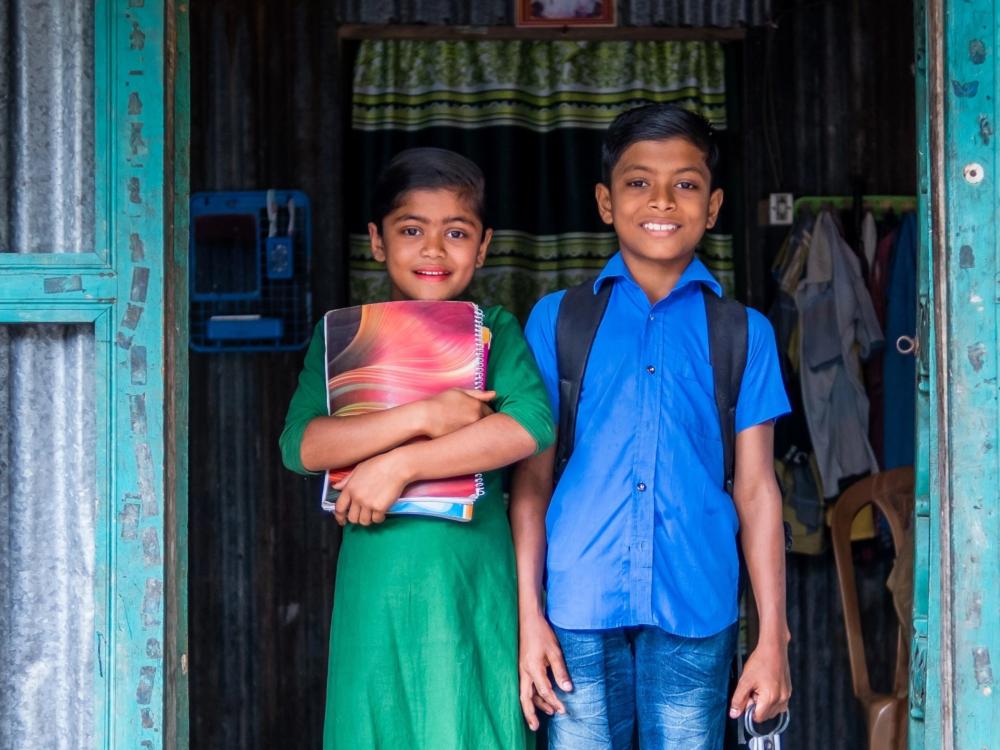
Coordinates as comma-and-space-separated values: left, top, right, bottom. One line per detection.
186, 3, 918, 747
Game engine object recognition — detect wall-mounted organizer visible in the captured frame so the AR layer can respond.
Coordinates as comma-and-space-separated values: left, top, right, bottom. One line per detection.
189, 190, 312, 352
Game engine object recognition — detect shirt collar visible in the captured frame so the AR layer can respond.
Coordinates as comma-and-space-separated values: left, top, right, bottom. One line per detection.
593, 252, 723, 299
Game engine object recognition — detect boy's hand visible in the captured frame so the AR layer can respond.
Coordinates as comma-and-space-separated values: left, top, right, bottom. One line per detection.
422, 388, 495, 438
518, 612, 572, 731
333, 451, 411, 526
729, 640, 792, 722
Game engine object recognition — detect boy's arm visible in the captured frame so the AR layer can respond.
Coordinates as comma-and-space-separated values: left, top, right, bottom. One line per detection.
299, 388, 494, 472
510, 447, 571, 730
333, 412, 537, 525
729, 421, 792, 722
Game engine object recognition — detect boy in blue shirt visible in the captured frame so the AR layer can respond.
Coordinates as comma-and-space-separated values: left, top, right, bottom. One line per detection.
511, 104, 792, 749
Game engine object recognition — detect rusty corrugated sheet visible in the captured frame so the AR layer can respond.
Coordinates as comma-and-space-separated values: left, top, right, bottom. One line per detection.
188, 2, 342, 748
743, 0, 917, 197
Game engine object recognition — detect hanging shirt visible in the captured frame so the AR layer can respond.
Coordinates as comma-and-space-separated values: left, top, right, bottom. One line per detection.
795, 211, 884, 497
524, 253, 790, 637
861, 211, 878, 275
866, 227, 898, 465
883, 213, 917, 469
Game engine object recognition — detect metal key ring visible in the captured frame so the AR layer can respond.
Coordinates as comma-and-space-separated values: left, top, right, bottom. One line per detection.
743, 705, 790, 738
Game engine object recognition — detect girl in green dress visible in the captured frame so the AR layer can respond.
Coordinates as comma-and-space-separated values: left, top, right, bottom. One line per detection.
280, 148, 554, 749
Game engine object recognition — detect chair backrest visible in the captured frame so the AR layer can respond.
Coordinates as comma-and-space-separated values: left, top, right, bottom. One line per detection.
830, 467, 914, 703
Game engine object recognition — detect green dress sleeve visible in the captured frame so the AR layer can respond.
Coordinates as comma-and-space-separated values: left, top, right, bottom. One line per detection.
483, 305, 556, 455
279, 320, 326, 475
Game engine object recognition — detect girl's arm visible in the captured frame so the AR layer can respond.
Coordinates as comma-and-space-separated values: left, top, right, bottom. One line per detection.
728, 422, 792, 722
510, 447, 571, 730
299, 388, 494, 472
334, 307, 556, 526
332, 412, 535, 525
280, 320, 495, 474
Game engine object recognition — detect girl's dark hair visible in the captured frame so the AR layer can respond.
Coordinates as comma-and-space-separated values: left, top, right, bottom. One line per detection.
601, 104, 720, 188
370, 147, 487, 231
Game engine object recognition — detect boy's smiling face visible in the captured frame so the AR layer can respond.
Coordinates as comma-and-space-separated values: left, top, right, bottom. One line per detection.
596, 137, 723, 279
369, 188, 492, 301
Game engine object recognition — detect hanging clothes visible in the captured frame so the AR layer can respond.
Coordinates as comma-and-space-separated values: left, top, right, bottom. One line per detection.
794, 210, 884, 497
882, 213, 917, 469
861, 211, 878, 277
770, 211, 826, 553
865, 224, 899, 466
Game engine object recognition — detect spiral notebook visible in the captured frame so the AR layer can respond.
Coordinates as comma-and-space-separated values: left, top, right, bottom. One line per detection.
321, 300, 490, 521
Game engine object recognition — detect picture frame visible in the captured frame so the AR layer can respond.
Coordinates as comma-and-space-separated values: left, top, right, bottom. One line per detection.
515, 0, 617, 27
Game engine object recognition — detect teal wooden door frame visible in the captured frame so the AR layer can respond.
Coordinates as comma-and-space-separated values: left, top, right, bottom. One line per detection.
0, 2, 189, 748
910, 0, 937, 743
912, 0, 999, 747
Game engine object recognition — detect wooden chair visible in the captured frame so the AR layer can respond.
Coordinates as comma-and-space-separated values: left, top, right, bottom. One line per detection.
830, 467, 914, 750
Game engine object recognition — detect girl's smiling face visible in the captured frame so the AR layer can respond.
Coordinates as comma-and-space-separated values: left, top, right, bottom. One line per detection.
368, 188, 492, 301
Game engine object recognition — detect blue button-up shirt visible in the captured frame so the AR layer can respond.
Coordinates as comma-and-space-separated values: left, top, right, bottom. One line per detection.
525, 253, 791, 637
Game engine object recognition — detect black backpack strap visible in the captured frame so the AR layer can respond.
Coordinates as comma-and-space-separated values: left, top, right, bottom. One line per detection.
703, 287, 748, 496
703, 287, 751, 750
554, 280, 612, 483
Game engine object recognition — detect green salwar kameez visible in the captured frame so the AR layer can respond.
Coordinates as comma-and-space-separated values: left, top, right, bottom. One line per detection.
280, 306, 555, 750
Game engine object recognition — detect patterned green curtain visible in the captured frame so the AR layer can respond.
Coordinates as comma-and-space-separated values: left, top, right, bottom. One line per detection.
348, 40, 734, 320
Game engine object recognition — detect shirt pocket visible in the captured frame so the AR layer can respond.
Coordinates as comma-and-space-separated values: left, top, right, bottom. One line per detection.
662, 348, 723, 443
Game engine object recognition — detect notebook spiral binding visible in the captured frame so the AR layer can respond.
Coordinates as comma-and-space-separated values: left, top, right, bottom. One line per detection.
473, 304, 486, 391
473, 303, 487, 500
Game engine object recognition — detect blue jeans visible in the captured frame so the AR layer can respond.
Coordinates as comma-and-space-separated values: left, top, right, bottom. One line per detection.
548, 623, 736, 750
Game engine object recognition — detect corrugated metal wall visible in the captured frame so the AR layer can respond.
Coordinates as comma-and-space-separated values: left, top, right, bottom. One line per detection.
0, 0, 95, 253
0, 1, 98, 748
188, 3, 341, 748
335, 0, 772, 26
742, 0, 916, 199
188, 1, 915, 748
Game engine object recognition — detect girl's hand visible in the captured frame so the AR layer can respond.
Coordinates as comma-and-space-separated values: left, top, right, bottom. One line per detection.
422, 388, 495, 438
333, 451, 413, 527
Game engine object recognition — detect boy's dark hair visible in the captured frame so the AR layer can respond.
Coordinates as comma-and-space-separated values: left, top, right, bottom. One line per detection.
601, 104, 720, 188
370, 147, 487, 232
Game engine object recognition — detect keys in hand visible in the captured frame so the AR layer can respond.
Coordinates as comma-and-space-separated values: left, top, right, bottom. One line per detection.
744, 704, 789, 750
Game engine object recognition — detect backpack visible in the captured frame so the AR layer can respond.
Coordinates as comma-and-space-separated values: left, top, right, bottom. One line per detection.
554, 281, 748, 492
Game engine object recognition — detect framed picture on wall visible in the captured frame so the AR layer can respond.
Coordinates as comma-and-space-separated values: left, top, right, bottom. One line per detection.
515, 0, 617, 27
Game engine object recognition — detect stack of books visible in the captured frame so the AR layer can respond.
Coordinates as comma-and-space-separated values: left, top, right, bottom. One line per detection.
320, 300, 491, 522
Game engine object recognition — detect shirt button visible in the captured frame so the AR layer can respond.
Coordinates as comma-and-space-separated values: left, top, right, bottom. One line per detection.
649, 314, 655, 321
646, 365, 656, 374
637, 482, 647, 492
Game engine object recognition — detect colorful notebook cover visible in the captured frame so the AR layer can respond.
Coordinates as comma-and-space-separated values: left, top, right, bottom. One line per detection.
320, 300, 490, 521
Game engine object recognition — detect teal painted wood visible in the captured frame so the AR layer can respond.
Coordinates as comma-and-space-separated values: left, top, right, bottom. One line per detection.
0, 252, 109, 267
910, 0, 935, 745
0, 270, 117, 302
93, 307, 115, 750
106, 1, 170, 747
922, 1, 1000, 747
0, 306, 115, 324
0, 1, 174, 748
